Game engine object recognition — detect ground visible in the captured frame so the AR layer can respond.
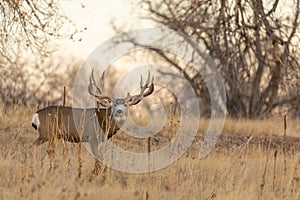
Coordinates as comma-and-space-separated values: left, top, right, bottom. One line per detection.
0, 106, 299, 199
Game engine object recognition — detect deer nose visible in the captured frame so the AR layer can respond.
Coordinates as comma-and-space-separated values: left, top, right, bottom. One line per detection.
117, 109, 123, 115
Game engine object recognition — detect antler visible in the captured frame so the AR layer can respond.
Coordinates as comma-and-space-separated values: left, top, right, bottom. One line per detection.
88, 69, 112, 107
126, 71, 154, 106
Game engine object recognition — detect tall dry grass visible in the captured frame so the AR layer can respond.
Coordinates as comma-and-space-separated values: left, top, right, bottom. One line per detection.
0, 106, 299, 199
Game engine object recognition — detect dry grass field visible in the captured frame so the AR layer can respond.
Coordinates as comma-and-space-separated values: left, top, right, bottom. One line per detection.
0, 106, 299, 200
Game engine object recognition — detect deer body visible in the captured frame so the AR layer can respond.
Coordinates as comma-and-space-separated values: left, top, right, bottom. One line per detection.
31, 106, 119, 157
31, 70, 154, 159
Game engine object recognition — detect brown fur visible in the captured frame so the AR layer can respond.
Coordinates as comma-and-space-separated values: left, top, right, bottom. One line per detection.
31, 106, 119, 157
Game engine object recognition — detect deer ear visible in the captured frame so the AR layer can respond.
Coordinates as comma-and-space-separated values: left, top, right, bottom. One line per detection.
97, 99, 112, 108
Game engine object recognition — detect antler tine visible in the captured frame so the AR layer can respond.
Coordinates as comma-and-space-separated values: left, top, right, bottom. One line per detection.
126, 71, 154, 106
139, 70, 151, 96
99, 70, 105, 93
89, 69, 102, 94
142, 70, 153, 96
142, 76, 154, 97
88, 69, 112, 101
140, 74, 143, 91
146, 70, 151, 85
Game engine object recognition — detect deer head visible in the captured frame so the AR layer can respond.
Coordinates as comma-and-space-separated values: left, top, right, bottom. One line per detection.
88, 70, 154, 124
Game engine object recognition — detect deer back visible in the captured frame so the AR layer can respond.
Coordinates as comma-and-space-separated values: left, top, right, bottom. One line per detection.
33, 106, 118, 143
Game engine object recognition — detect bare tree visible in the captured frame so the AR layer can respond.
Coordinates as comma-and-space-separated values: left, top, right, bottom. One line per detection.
0, 55, 81, 107
0, 1, 85, 108
0, 0, 78, 62
138, 0, 300, 118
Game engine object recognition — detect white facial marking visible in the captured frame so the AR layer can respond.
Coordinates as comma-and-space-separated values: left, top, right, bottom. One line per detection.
112, 100, 128, 123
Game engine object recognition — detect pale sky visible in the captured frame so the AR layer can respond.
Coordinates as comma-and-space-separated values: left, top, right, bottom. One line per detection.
59, 0, 296, 60
59, 0, 154, 59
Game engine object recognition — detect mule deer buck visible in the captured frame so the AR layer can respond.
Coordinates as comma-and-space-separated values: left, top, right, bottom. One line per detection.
31, 70, 154, 158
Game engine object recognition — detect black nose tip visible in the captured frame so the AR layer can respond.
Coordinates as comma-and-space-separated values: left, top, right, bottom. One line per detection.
117, 109, 123, 115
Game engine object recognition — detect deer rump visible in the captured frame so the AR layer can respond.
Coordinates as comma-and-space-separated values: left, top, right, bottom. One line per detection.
31, 106, 119, 146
